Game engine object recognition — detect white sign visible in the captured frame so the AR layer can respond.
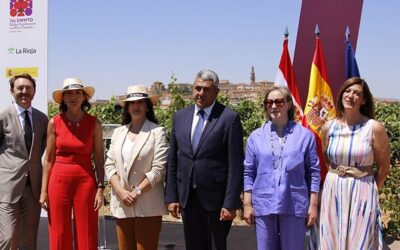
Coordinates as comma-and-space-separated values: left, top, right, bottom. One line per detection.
0, 0, 48, 113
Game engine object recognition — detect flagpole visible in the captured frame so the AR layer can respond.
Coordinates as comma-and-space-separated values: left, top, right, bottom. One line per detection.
275, 26, 304, 123
315, 24, 320, 37
345, 25, 350, 41
284, 26, 289, 39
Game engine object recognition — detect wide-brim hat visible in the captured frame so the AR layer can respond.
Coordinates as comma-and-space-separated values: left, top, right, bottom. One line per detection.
117, 85, 159, 107
52, 77, 95, 104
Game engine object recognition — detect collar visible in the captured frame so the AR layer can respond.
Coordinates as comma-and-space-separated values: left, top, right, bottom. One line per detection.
194, 101, 216, 118
14, 103, 33, 116
268, 120, 295, 134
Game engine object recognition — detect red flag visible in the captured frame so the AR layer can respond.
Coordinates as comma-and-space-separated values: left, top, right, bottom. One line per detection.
303, 36, 336, 181
275, 38, 304, 123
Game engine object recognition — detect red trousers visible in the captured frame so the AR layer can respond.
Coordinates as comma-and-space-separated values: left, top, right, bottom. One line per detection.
48, 162, 98, 250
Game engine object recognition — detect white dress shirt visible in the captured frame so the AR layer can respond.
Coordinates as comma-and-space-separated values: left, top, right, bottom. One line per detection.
191, 102, 215, 142
14, 103, 33, 132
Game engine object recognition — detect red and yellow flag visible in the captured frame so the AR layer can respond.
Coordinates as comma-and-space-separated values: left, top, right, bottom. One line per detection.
275, 38, 304, 123
303, 36, 335, 181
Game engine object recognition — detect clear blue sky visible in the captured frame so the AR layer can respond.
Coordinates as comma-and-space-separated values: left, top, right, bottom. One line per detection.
48, 1, 400, 100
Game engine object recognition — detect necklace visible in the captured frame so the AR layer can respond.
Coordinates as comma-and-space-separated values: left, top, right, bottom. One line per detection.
66, 112, 84, 127
270, 125, 288, 169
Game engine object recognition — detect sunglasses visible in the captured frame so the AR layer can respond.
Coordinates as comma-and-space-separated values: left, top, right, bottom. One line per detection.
264, 98, 286, 108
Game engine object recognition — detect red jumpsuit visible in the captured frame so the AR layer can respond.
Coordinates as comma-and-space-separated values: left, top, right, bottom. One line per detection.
48, 113, 98, 249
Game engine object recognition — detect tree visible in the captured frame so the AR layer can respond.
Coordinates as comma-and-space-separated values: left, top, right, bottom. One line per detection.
375, 102, 400, 239
89, 97, 121, 124
155, 74, 188, 139
234, 96, 265, 142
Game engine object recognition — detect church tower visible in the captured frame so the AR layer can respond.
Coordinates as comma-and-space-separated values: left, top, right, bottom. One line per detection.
250, 65, 256, 85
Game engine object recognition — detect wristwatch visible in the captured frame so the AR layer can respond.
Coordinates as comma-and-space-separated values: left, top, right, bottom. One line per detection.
134, 186, 142, 196
98, 183, 106, 189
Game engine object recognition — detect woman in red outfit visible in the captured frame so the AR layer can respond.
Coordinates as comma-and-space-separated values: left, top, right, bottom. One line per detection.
39, 78, 105, 250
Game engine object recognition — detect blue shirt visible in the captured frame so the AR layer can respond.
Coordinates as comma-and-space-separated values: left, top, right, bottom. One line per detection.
244, 121, 320, 218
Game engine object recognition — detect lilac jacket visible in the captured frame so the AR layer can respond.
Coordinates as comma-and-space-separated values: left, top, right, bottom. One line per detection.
244, 121, 320, 218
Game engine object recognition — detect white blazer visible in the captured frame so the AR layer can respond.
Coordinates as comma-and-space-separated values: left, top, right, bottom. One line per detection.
104, 119, 168, 218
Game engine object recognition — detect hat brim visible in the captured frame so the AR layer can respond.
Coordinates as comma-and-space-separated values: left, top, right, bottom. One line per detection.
117, 95, 159, 107
52, 86, 95, 104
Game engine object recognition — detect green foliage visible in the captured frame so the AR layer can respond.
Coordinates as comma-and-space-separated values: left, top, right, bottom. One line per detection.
234, 98, 265, 142
47, 97, 122, 124
375, 102, 400, 239
48, 102, 59, 118
216, 94, 232, 108
89, 97, 121, 124
155, 75, 189, 139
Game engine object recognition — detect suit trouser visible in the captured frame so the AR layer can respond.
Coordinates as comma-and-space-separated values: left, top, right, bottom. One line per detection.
255, 214, 306, 250
0, 184, 41, 250
115, 216, 162, 250
181, 189, 232, 250
47, 164, 98, 250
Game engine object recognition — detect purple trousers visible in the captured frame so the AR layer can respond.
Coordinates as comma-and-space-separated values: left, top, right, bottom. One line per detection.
255, 214, 306, 250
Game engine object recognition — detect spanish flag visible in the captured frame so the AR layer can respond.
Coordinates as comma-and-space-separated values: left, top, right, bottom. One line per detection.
303, 35, 335, 181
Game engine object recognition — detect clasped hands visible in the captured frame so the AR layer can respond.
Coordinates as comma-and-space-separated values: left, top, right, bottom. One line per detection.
118, 187, 139, 207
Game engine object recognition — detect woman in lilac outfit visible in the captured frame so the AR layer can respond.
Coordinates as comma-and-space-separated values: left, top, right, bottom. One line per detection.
243, 86, 320, 250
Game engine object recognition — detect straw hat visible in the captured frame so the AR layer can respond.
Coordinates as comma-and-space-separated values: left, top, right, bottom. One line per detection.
52, 77, 95, 104
117, 85, 159, 106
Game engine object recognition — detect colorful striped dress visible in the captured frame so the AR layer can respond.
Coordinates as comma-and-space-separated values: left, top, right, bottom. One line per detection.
319, 119, 383, 250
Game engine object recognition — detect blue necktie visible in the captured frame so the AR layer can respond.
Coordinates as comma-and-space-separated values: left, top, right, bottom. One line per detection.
192, 110, 205, 151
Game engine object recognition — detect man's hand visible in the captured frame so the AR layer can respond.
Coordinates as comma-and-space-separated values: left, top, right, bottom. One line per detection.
168, 203, 181, 219
220, 208, 236, 221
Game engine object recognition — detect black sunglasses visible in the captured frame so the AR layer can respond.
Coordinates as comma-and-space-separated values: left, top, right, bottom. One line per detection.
264, 98, 286, 108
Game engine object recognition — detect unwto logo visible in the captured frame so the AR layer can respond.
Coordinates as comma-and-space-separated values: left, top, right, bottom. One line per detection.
10, 0, 33, 17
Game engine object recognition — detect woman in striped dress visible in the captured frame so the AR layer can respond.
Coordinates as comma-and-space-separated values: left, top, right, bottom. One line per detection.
319, 77, 390, 249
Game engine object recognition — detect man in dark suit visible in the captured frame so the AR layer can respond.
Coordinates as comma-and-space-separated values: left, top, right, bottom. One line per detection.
165, 70, 244, 250
0, 74, 48, 249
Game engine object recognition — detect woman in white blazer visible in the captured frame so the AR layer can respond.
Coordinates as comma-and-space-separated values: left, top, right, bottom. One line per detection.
104, 85, 168, 250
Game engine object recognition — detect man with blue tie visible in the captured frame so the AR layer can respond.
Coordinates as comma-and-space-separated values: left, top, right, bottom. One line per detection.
0, 74, 48, 249
165, 70, 244, 250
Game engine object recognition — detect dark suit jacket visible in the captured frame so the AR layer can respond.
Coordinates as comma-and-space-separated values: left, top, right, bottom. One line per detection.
0, 105, 48, 203
165, 102, 244, 211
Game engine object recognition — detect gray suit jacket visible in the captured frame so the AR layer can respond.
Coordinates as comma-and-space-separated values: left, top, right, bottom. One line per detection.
0, 105, 48, 203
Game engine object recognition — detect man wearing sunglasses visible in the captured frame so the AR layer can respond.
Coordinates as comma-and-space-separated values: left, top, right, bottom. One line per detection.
165, 70, 244, 250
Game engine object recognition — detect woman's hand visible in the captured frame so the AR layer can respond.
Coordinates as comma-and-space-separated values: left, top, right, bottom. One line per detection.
243, 204, 255, 225
243, 191, 254, 225
307, 192, 319, 227
307, 204, 318, 227
117, 188, 136, 207
94, 189, 104, 211
39, 192, 49, 212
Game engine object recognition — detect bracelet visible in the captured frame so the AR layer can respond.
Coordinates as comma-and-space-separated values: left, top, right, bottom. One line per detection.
98, 183, 106, 189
